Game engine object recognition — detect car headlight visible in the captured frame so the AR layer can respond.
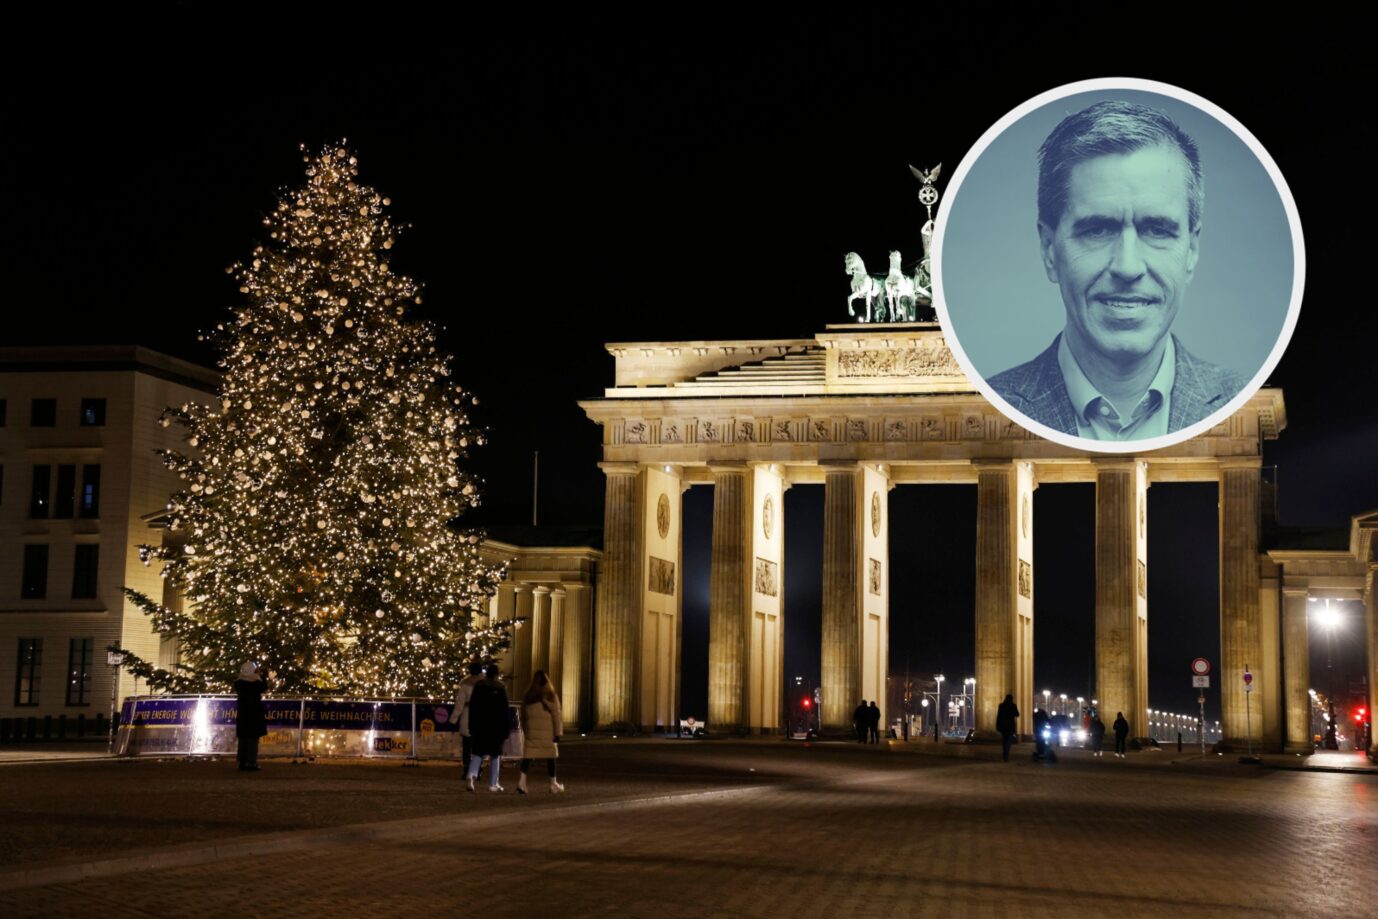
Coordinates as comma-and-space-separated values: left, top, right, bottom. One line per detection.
1076, 730, 1087, 742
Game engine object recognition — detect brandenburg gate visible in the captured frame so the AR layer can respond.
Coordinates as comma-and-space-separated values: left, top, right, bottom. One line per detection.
577, 323, 1374, 753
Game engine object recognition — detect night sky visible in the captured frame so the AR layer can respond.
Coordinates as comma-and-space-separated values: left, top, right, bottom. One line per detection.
9, 18, 1375, 724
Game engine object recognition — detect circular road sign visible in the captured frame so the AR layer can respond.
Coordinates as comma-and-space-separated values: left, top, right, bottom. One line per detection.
1191, 658, 1211, 676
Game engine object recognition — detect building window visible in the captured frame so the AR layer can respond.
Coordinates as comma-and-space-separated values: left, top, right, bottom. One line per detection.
80, 465, 101, 518
30, 398, 57, 427
21, 545, 48, 599
72, 545, 99, 599
15, 639, 42, 706
54, 464, 76, 518
66, 639, 93, 706
79, 398, 106, 427
29, 465, 51, 518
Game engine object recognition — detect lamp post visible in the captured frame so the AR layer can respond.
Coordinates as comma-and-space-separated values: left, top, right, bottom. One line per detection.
1043, 689, 1051, 714
1059, 694, 1067, 717
1311, 598, 1342, 749
920, 697, 929, 736
935, 674, 945, 739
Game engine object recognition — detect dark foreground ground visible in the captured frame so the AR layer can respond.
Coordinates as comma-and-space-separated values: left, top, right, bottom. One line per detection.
1, 738, 1374, 918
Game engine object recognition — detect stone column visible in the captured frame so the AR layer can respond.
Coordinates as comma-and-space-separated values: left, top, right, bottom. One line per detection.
530, 585, 551, 680
1281, 587, 1311, 754
709, 465, 750, 730
748, 464, 786, 733
1095, 460, 1148, 740
596, 464, 643, 729
1219, 459, 1262, 749
548, 588, 567, 701
973, 460, 1020, 735
821, 464, 859, 732
1367, 563, 1377, 757
563, 583, 592, 730
512, 585, 534, 694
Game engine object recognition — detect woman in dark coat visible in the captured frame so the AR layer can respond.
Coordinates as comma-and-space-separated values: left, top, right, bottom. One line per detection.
1113, 712, 1130, 758
234, 662, 268, 772
465, 664, 512, 792
1091, 714, 1107, 757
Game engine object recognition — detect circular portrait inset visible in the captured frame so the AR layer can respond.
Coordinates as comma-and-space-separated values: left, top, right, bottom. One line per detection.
933, 78, 1303, 453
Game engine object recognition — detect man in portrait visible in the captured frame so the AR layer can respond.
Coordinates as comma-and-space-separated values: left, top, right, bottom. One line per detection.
987, 100, 1246, 440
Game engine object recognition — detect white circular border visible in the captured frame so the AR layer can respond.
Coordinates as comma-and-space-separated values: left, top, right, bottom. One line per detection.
931, 77, 1305, 454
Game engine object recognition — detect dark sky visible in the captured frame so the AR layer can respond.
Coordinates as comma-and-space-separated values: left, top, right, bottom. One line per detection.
8, 16, 1374, 722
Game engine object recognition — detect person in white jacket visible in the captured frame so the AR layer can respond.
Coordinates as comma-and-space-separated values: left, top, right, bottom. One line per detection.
453, 661, 485, 777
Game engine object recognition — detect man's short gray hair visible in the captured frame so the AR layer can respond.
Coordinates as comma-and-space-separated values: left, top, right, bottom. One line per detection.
1037, 100, 1203, 232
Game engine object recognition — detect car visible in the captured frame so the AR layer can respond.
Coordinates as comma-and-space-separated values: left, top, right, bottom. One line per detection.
1042, 714, 1089, 749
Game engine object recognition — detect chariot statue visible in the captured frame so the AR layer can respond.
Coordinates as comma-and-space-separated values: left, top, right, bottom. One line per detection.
842, 163, 942, 324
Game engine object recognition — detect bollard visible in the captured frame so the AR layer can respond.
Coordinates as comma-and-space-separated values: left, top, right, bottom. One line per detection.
43, 714, 53, 740
27, 716, 37, 741
58, 714, 67, 739
1177, 732, 1183, 753
78, 713, 87, 738
0, 718, 9, 744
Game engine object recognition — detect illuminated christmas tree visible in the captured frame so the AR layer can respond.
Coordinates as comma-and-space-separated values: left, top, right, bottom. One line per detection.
116, 143, 510, 697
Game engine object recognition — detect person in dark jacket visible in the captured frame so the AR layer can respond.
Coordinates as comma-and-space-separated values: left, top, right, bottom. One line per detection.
867, 701, 882, 743
853, 701, 869, 743
1091, 714, 1107, 757
465, 664, 512, 792
234, 662, 268, 772
996, 693, 1020, 762
1113, 712, 1130, 758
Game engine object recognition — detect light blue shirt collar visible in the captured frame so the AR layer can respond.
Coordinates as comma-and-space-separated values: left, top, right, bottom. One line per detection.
1056, 334, 1175, 441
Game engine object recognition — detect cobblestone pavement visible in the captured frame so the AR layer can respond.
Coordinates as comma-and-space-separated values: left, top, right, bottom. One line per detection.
2, 740, 1375, 917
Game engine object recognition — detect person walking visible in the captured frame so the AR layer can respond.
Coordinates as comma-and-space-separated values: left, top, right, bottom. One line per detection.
234, 662, 268, 772
517, 670, 565, 795
853, 701, 869, 743
1113, 711, 1130, 758
867, 701, 882, 744
453, 661, 484, 776
465, 664, 511, 792
1091, 714, 1107, 757
996, 693, 1019, 762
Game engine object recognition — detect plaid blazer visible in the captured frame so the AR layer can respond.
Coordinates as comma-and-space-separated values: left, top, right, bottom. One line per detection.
987, 333, 1248, 437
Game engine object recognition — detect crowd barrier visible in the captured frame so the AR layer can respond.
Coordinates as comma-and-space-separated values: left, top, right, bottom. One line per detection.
115, 695, 467, 760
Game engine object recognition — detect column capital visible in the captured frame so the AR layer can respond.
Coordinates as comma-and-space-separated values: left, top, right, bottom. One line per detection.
707, 462, 749, 476
818, 459, 860, 472
531, 585, 551, 597
598, 462, 642, 477
970, 457, 1015, 469
1217, 457, 1264, 472
1281, 586, 1311, 598
1090, 457, 1140, 472
550, 588, 568, 600
511, 582, 532, 594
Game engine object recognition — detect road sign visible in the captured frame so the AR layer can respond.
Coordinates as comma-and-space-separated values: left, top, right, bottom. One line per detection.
1191, 657, 1211, 676
106, 651, 124, 666
1192, 675, 1210, 688
1243, 670, 1253, 693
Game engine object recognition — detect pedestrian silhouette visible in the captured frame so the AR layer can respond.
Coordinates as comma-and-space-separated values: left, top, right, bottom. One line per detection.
867, 701, 881, 744
854, 701, 868, 743
1113, 712, 1130, 758
996, 693, 1019, 762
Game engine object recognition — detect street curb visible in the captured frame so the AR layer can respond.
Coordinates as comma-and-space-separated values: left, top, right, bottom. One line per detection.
0, 782, 765, 892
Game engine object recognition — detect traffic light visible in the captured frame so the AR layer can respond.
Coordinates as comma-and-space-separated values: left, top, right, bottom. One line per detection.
1355, 706, 1367, 723
802, 699, 811, 709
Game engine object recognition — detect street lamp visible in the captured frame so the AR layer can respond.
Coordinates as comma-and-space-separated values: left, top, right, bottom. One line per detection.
1043, 689, 1051, 713
1060, 693, 1067, 716
1310, 598, 1343, 749
935, 674, 945, 738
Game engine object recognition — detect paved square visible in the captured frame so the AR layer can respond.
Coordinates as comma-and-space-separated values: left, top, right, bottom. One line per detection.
2, 740, 1374, 917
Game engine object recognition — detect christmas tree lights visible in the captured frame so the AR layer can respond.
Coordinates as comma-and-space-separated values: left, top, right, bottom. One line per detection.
116, 143, 510, 697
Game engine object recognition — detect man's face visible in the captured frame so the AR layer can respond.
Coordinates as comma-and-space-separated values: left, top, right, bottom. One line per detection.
1038, 144, 1200, 368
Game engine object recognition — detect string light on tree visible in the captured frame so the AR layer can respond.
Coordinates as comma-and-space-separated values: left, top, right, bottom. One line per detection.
114, 142, 511, 697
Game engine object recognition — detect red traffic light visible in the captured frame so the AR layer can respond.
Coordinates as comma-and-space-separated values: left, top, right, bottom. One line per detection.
802, 699, 811, 708
1355, 707, 1367, 722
